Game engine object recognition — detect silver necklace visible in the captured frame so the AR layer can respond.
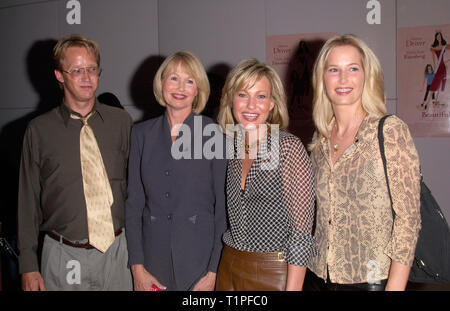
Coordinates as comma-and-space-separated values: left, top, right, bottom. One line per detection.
332, 114, 366, 153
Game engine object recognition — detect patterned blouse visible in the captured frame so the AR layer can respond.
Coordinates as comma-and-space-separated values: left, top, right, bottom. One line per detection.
222, 129, 317, 266
308, 115, 421, 284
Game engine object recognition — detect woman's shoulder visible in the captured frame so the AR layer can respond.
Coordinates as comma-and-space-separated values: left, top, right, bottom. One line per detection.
376, 115, 417, 150
278, 130, 302, 144
365, 114, 410, 133
131, 115, 164, 134
380, 114, 410, 133
276, 130, 307, 154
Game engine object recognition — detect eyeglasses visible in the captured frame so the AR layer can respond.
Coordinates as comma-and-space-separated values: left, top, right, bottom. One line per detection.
61, 66, 102, 78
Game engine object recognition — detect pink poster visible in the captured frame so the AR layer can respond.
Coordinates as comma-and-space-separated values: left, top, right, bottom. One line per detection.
398, 25, 450, 137
266, 32, 335, 146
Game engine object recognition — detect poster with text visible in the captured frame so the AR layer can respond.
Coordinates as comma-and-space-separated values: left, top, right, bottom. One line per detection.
398, 24, 450, 137
266, 32, 335, 146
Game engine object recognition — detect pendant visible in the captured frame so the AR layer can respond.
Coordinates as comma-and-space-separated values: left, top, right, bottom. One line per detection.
245, 140, 259, 154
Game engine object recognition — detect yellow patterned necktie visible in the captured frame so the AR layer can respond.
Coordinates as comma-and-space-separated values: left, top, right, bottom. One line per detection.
71, 111, 115, 253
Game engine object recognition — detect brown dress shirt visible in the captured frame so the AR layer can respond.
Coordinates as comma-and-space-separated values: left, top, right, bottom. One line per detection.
308, 115, 421, 284
17, 101, 132, 273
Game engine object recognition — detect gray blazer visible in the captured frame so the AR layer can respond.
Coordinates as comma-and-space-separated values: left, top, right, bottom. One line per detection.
125, 112, 227, 290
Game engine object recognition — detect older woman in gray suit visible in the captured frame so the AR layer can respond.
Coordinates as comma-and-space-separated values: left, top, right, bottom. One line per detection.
125, 51, 227, 291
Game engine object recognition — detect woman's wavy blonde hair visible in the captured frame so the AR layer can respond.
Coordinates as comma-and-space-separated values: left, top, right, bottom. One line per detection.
153, 51, 210, 114
309, 34, 386, 151
217, 58, 289, 133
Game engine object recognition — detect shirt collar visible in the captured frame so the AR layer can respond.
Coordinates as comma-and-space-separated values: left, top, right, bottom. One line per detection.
164, 110, 195, 125
163, 110, 195, 135
318, 114, 379, 156
59, 98, 105, 127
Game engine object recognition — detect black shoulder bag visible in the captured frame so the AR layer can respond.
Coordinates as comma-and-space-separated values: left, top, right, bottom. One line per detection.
378, 115, 450, 284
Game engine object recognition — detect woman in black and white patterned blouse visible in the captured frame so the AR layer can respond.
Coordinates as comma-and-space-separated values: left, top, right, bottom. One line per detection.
215, 58, 317, 291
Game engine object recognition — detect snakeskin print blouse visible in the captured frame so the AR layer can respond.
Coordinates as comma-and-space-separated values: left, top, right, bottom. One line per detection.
308, 115, 421, 284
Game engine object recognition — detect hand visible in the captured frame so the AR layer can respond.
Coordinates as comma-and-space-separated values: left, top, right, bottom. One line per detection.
21, 271, 46, 291
285, 265, 306, 291
385, 261, 410, 291
192, 272, 216, 291
131, 264, 166, 291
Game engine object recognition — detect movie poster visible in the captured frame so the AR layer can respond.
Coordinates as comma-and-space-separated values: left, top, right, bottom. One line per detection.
398, 24, 450, 137
266, 32, 335, 146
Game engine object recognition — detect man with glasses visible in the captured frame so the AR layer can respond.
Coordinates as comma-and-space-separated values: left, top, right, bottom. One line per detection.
18, 34, 133, 290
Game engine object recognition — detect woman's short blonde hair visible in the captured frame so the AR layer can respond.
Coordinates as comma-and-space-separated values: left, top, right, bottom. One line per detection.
309, 34, 386, 150
217, 58, 289, 132
153, 51, 210, 114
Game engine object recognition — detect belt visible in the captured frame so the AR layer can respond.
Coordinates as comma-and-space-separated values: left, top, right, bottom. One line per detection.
325, 271, 387, 291
46, 228, 123, 249
223, 245, 285, 262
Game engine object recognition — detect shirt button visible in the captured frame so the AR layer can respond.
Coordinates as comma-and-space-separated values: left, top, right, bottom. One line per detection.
167, 213, 172, 220
165, 192, 170, 198
165, 170, 170, 176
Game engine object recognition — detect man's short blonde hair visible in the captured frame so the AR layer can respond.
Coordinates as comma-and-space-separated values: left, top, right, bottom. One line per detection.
53, 34, 100, 71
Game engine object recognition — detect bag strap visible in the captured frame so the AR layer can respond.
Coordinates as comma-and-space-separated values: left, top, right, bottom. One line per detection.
377, 114, 395, 217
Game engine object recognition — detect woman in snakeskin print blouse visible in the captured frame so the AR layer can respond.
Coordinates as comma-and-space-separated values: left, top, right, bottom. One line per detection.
306, 34, 421, 291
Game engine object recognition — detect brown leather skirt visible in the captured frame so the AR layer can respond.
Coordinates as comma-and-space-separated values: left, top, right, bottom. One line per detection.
215, 245, 287, 291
